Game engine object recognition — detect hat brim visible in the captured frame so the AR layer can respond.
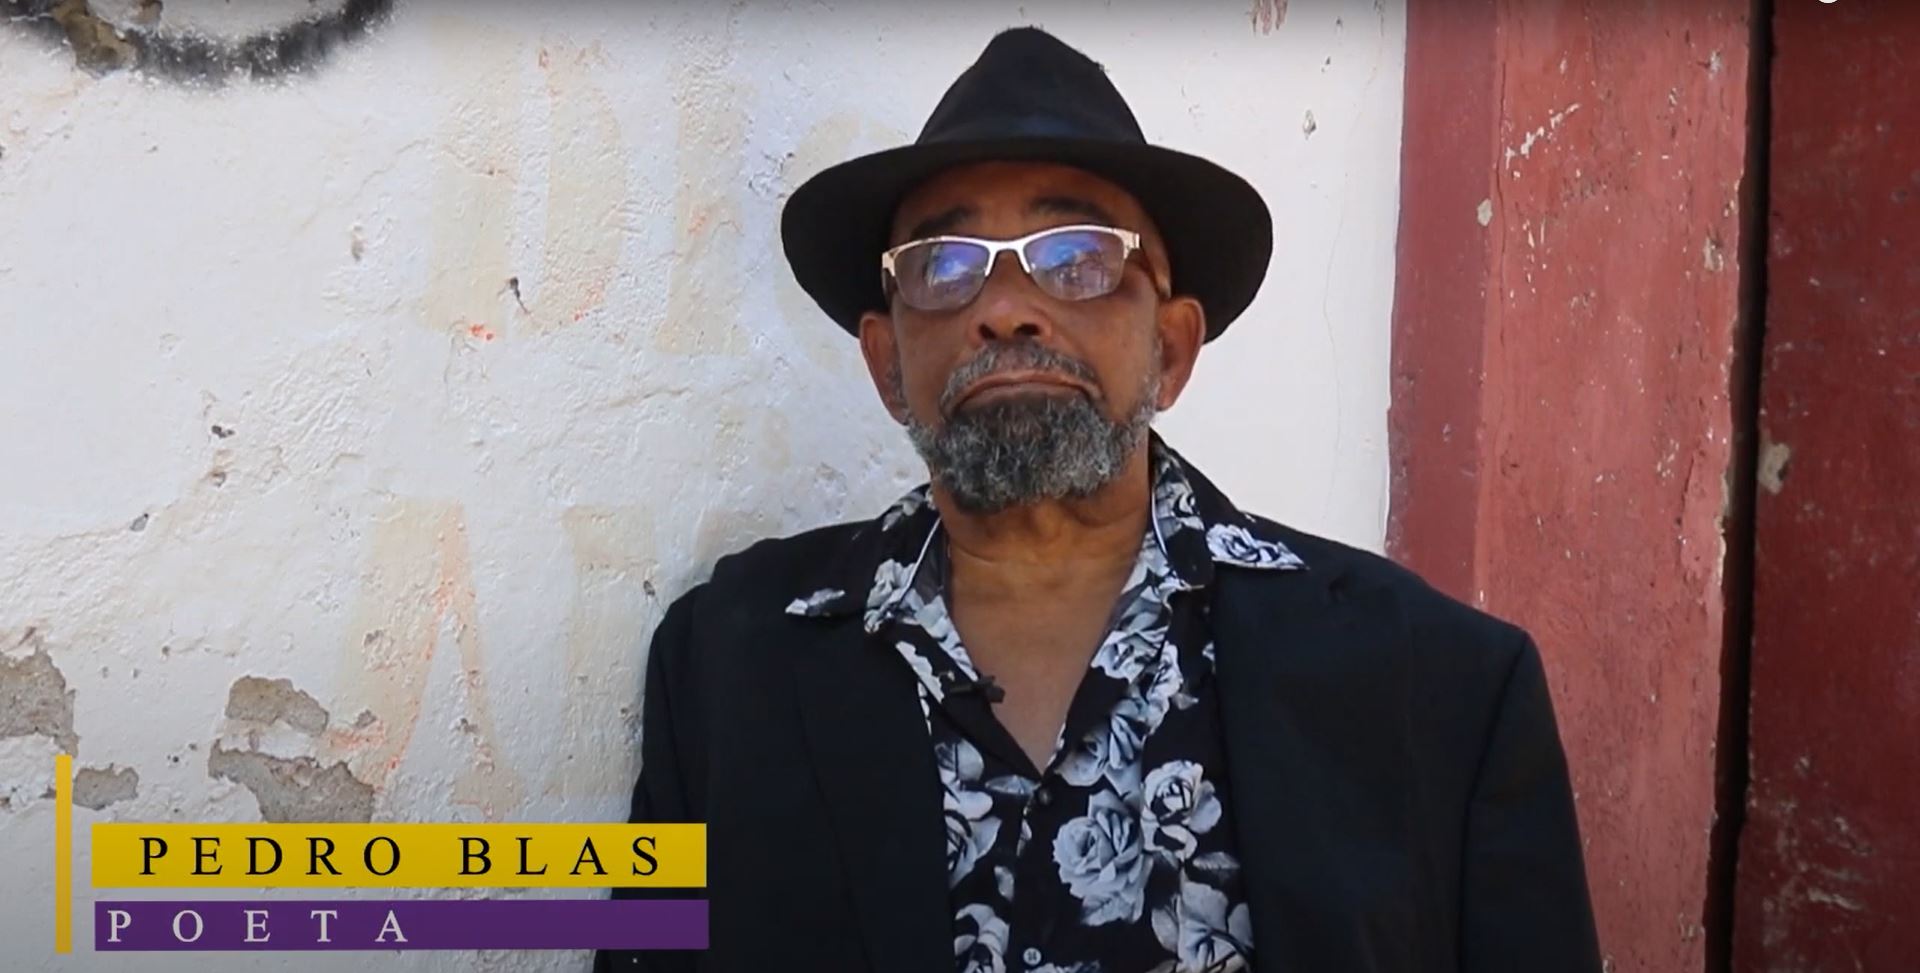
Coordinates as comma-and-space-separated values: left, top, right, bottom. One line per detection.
780, 136, 1272, 343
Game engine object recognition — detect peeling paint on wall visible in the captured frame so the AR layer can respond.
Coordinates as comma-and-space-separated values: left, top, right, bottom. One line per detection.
0, 644, 79, 755
225, 675, 330, 736
72, 763, 139, 810
1757, 434, 1791, 495
208, 742, 375, 823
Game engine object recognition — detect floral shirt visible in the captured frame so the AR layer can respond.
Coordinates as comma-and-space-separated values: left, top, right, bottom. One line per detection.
788, 439, 1304, 973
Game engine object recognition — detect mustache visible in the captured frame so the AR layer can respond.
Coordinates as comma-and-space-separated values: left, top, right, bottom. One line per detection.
938, 344, 1101, 415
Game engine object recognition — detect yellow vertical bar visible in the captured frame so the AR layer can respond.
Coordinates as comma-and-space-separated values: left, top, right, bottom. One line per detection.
55, 752, 71, 954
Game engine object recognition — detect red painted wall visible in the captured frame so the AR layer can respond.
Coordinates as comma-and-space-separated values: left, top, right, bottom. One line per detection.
1390, 3, 1755, 969
1733, 3, 1920, 970
1387, 0, 1498, 601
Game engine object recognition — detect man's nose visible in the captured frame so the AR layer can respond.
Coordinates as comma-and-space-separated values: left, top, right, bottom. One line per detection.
971, 251, 1053, 343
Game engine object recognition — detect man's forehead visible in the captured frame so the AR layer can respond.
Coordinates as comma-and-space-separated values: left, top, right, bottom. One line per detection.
889, 161, 1150, 240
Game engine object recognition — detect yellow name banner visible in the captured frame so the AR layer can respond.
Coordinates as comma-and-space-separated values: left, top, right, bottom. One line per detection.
92, 824, 705, 889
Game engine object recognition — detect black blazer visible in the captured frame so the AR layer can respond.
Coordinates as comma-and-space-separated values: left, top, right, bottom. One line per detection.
597, 464, 1602, 972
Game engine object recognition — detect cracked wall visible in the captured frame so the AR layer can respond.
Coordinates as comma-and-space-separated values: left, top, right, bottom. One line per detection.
0, 1, 1405, 969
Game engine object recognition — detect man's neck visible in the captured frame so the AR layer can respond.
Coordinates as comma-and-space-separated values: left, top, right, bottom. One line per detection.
932, 444, 1153, 598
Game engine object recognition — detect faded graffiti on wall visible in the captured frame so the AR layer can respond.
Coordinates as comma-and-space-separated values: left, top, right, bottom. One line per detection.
0, 0, 392, 81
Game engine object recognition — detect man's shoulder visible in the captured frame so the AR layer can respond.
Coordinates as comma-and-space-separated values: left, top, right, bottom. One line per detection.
644, 518, 877, 679
1231, 514, 1543, 738
1248, 512, 1532, 658
1168, 443, 1526, 658
714, 518, 870, 572
705, 518, 872, 592
661, 515, 881, 624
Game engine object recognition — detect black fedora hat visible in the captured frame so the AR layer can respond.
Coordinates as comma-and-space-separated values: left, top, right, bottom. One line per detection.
780, 26, 1272, 343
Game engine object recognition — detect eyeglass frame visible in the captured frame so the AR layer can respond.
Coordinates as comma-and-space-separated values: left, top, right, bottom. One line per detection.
878, 223, 1172, 309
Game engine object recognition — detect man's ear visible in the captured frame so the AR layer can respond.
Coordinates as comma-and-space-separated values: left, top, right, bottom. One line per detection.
1151, 295, 1207, 410
857, 311, 909, 424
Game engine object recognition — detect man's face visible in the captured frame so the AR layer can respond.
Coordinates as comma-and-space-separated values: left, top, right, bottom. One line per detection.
856, 161, 1207, 512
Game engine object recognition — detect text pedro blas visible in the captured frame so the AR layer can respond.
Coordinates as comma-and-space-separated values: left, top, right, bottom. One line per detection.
105, 833, 661, 946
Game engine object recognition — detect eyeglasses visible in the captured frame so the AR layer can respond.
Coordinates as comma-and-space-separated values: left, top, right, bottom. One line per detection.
880, 224, 1166, 313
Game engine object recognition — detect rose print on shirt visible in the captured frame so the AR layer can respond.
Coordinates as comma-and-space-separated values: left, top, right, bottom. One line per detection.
1152, 453, 1205, 536
905, 588, 979, 676
1152, 879, 1252, 973
1088, 603, 1170, 684
1057, 692, 1152, 792
1204, 521, 1304, 570
940, 739, 1001, 887
955, 903, 1011, 973
882, 485, 932, 532
783, 587, 845, 616
864, 557, 918, 630
1141, 760, 1223, 868
1053, 790, 1151, 925
900, 645, 946, 702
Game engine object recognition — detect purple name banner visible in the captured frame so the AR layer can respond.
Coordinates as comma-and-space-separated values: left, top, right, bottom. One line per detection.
95, 898, 707, 951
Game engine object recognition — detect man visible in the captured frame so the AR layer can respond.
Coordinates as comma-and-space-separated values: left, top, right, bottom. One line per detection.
598, 27, 1601, 973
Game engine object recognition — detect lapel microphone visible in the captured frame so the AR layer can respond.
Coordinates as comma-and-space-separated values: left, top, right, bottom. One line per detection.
950, 673, 1007, 704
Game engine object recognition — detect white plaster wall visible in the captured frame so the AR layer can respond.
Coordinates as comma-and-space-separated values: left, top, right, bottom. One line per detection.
0, 0, 1405, 969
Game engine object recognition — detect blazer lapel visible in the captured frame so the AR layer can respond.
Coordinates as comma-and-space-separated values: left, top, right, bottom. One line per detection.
785, 616, 950, 973
1211, 563, 1420, 972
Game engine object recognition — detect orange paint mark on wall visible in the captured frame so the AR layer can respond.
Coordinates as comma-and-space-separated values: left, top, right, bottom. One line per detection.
423, 18, 523, 340
333, 500, 524, 820
655, 54, 751, 358
1249, 0, 1288, 34
420, 23, 629, 340
531, 38, 628, 332
544, 506, 659, 800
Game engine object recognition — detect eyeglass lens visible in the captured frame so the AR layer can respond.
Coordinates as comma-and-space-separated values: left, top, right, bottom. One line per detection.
891, 228, 1130, 311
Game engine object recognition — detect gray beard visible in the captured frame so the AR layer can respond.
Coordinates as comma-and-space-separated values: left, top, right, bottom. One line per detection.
896, 344, 1160, 515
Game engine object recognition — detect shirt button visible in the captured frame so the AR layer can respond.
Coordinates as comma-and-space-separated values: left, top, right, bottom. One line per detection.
1033, 786, 1053, 808
1022, 947, 1043, 966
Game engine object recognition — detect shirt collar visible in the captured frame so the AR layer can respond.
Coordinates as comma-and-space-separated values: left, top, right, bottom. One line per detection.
785, 434, 1304, 623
